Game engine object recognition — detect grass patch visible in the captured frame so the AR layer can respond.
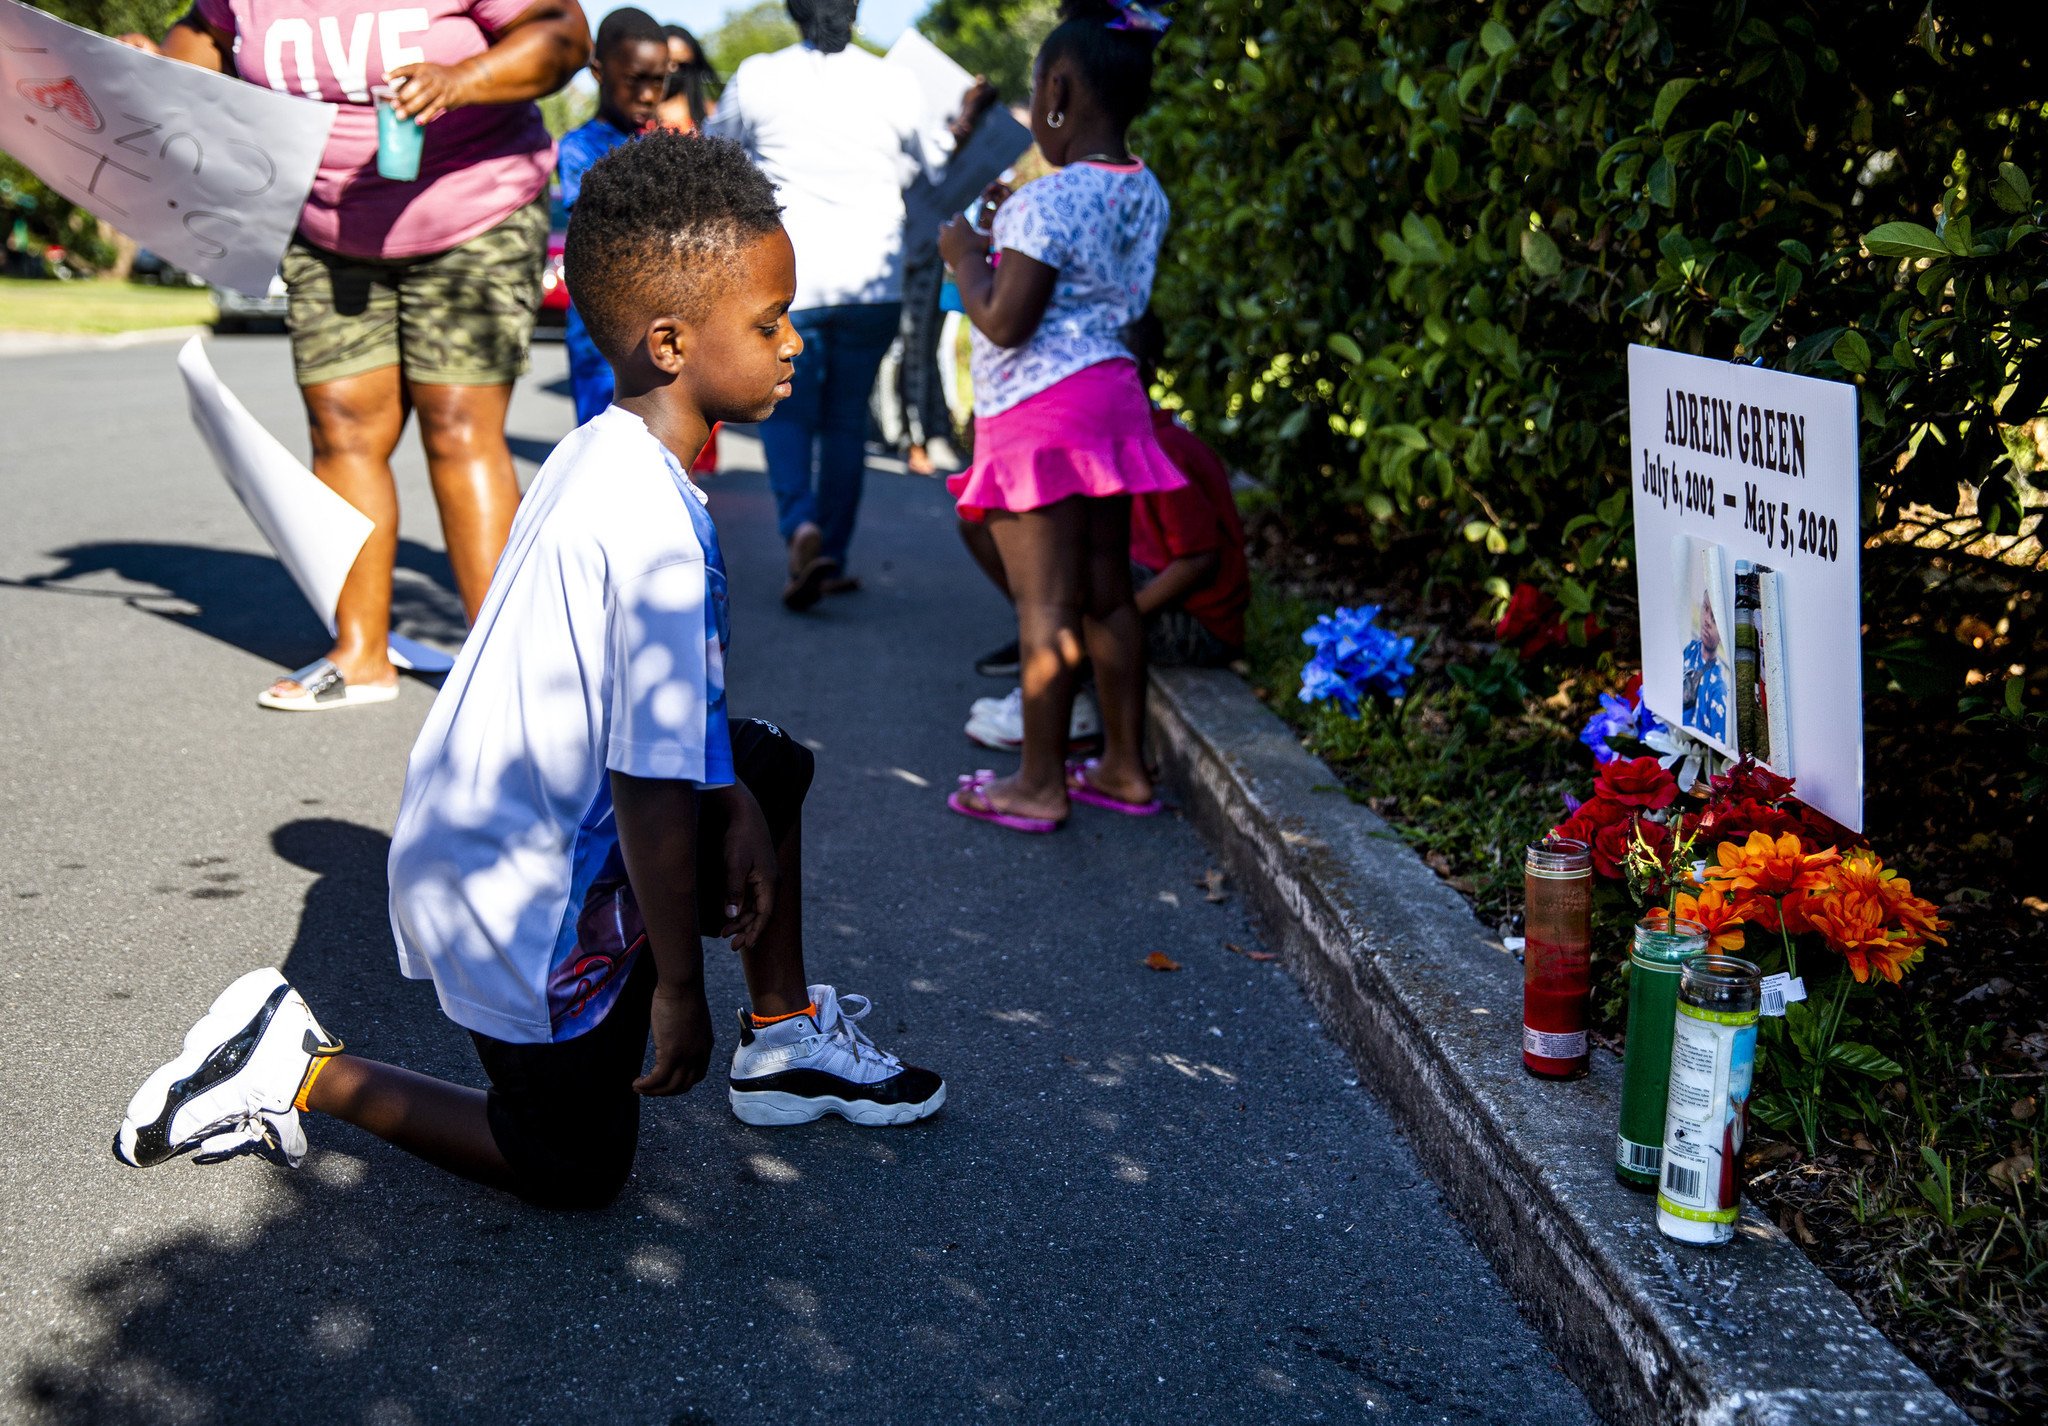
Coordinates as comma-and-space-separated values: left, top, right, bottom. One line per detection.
0, 277, 215, 334
1241, 577, 1584, 933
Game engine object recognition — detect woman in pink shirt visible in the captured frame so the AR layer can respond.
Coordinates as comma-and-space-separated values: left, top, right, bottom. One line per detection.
125, 1, 589, 711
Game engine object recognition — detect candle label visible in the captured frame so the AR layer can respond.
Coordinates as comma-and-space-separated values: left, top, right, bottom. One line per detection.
1656, 1002, 1757, 1231
1523, 1026, 1588, 1059
1617, 1134, 1662, 1179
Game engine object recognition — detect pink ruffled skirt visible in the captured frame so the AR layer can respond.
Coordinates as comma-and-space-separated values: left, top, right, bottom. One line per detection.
949, 359, 1187, 520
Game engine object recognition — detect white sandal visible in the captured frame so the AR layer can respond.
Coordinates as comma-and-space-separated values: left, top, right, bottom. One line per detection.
255, 658, 399, 713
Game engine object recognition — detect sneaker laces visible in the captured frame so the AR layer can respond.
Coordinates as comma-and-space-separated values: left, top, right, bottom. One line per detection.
813, 988, 900, 1072
190, 1107, 302, 1168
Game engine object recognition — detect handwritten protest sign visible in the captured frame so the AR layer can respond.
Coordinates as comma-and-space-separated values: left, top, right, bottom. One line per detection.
1627, 345, 1863, 831
179, 338, 454, 674
0, 0, 332, 294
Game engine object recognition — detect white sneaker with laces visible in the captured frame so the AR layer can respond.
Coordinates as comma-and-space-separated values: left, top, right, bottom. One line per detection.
964, 686, 1101, 751
728, 985, 945, 1127
114, 968, 341, 1170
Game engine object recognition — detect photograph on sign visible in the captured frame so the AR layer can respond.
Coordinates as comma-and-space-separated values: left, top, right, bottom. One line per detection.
1626, 345, 1862, 831
1675, 535, 1736, 755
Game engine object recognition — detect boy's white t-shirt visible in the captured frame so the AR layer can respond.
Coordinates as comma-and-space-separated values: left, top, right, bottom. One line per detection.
971, 159, 1171, 417
388, 406, 733, 1045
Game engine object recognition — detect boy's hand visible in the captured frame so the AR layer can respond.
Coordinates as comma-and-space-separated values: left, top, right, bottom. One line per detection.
636, 982, 714, 1095
714, 787, 778, 951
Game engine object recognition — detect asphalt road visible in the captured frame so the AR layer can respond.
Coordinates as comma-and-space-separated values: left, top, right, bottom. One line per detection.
0, 335, 1599, 1426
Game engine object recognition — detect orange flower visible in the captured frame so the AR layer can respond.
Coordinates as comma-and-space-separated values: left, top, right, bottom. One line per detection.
1840, 849, 1950, 949
1705, 830, 1841, 900
1800, 883, 1925, 983
1647, 886, 1748, 952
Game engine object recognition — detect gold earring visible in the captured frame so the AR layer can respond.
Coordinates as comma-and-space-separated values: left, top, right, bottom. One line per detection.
1047, 110, 1064, 129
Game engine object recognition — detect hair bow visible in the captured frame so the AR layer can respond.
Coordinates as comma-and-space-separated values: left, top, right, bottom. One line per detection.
1108, 1, 1171, 34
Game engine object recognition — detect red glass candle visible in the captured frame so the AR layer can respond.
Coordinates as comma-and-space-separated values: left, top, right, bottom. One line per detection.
1522, 838, 1593, 1079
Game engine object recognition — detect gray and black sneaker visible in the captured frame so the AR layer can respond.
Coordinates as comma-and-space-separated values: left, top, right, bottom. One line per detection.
729, 986, 945, 1127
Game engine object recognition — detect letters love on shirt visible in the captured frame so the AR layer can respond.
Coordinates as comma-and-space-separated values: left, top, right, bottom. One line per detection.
254, 5, 428, 105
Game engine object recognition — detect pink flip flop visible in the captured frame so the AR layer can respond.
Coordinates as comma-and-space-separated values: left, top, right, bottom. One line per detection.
948, 770, 1063, 834
1064, 759, 1165, 817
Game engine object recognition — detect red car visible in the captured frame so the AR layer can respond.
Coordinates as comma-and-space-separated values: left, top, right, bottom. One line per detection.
538, 189, 569, 328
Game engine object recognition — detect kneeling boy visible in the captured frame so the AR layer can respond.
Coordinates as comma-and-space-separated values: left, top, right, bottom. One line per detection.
115, 134, 945, 1210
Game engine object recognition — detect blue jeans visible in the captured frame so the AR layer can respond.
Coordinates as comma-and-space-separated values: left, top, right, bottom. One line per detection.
760, 302, 902, 566
565, 302, 613, 428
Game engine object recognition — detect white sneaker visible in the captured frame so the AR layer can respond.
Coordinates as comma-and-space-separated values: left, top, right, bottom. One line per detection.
728, 985, 945, 1127
964, 686, 1101, 751
114, 968, 341, 1170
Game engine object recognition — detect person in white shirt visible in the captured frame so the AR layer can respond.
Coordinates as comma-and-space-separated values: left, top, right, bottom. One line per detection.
707, 0, 984, 610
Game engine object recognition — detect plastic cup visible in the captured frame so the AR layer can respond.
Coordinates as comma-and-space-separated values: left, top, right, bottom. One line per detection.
371, 83, 424, 182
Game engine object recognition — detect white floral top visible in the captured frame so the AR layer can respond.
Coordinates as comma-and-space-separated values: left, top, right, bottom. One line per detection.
971, 159, 1170, 417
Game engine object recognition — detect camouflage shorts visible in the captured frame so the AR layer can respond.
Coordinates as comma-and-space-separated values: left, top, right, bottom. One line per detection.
283, 197, 547, 388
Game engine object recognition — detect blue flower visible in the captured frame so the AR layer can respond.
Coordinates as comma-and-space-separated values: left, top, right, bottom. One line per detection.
1298, 605, 1417, 714
1578, 689, 1661, 764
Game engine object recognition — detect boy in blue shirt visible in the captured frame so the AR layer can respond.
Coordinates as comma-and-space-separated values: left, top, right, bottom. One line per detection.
114, 134, 946, 1210
559, 6, 670, 427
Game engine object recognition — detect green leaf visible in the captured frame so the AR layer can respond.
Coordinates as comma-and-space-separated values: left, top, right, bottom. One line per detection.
1651, 78, 1699, 132
1521, 228, 1563, 277
1828, 1042, 1905, 1079
1327, 332, 1365, 365
1646, 157, 1676, 210
1277, 405, 1310, 441
1993, 161, 2034, 213
2006, 674, 2026, 718
1479, 19, 1515, 57
1832, 330, 1871, 375
1863, 221, 1948, 260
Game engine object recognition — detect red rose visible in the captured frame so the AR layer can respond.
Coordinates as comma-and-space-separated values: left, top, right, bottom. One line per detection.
1588, 814, 1673, 881
1575, 796, 1631, 829
1593, 756, 1679, 812
1591, 817, 1637, 879
1635, 815, 1674, 863
1497, 583, 1565, 660
1698, 796, 1803, 844
1709, 758, 1796, 805
1621, 672, 1643, 704
1552, 815, 1594, 846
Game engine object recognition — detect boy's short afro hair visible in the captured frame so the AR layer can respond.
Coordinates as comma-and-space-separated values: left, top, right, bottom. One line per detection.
564, 132, 785, 364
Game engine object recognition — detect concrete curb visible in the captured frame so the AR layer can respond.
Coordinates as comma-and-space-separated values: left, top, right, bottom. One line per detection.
0, 324, 208, 358
1147, 665, 1968, 1426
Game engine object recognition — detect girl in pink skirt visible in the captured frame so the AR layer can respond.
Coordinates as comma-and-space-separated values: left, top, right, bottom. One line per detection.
936, 0, 1179, 834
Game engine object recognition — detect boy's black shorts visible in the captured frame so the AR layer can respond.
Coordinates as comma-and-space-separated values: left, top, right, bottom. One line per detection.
469, 718, 813, 1210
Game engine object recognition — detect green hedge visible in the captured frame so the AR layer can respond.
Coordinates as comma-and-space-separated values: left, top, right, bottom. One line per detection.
1139, 0, 2046, 623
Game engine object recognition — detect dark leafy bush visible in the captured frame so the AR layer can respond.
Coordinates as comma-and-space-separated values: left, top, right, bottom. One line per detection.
1139, 1, 2046, 614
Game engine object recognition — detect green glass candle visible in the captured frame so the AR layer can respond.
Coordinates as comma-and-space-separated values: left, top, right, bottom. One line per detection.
1615, 918, 1707, 1188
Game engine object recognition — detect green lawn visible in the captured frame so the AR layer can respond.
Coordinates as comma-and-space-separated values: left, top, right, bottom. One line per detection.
0, 276, 215, 334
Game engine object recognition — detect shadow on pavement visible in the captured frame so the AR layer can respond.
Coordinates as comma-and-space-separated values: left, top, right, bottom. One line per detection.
15, 816, 977, 1426
6, 540, 467, 670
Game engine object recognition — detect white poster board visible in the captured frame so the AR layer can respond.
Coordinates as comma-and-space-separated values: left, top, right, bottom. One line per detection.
0, 0, 332, 295
887, 27, 1032, 243
1627, 345, 1863, 831
179, 337, 453, 674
